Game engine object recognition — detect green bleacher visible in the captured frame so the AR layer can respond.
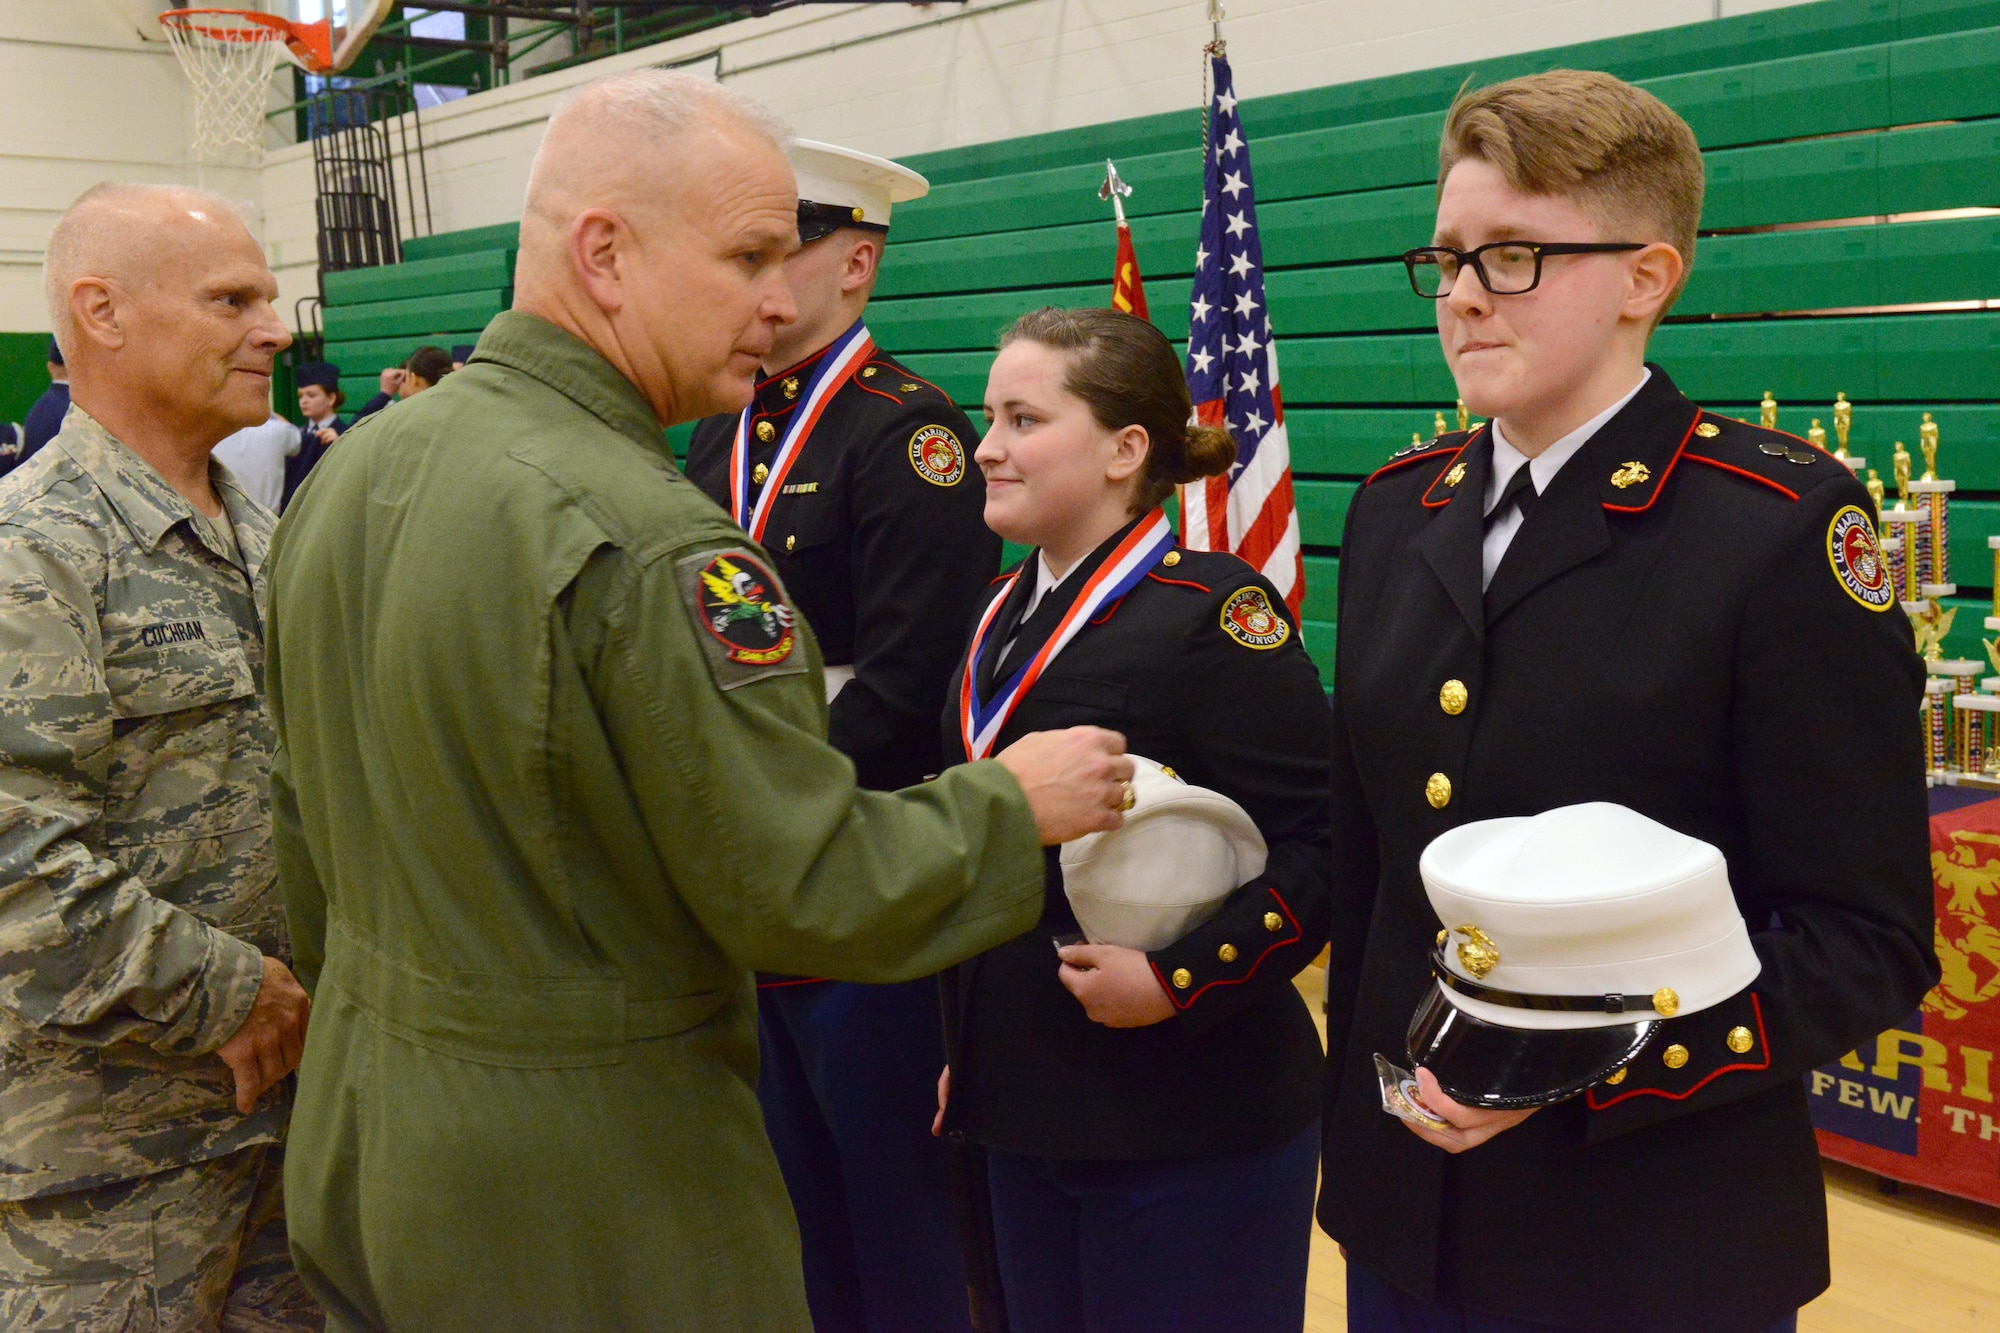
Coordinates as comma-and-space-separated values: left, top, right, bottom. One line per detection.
320, 228, 519, 408
307, 0, 2000, 680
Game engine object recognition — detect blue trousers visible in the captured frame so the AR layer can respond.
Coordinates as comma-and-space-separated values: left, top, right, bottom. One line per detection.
757, 979, 970, 1333
985, 1122, 1321, 1333
1345, 1263, 1799, 1333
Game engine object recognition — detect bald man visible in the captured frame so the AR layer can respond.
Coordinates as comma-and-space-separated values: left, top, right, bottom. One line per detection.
266, 69, 1131, 1331
0, 184, 320, 1329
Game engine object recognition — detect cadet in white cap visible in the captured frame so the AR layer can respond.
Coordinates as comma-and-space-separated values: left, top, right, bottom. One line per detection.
683, 140, 1002, 1333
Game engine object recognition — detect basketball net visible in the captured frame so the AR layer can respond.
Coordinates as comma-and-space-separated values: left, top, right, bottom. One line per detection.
161, 9, 332, 163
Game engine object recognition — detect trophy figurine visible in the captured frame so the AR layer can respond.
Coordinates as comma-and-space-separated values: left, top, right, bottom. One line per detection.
1434, 410, 1449, 438
1909, 418, 1955, 594
1913, 598, 1957, 662
1866, 469, 1886, 523
1893, 440, 1912, 507
1832, 392, 1853, 460
1807, 419, 1827, 454
1456, 399, 1469, 432
1759, 391, 1778, 430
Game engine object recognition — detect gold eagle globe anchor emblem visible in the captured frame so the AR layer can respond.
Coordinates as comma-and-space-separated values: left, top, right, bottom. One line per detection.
1454, 925, 1501, 979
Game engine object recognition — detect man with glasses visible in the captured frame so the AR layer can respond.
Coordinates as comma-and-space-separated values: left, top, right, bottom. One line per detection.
1317, 71, 1934, 1332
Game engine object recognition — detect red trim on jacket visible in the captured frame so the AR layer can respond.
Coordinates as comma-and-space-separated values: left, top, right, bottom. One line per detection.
757, 977, 829, 990
1682, 453, 1801, 502
1419, 428, 1486, 508
1584, 993, 1772, 1110
1601, 411, 1699, 514
1365, 444, 1457, 488
1152, 886, 1303, 1011
1146, 572, 1213, 593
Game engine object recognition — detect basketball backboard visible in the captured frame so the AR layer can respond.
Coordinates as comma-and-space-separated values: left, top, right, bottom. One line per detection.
294, 0, 396, 72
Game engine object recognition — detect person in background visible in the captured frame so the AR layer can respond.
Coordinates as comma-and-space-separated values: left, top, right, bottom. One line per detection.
20, 337, 69, 462
683, 139, 999, 1333
0, 424, 24, 479
265, 68, 1131, 1330
213, 407, 301, 513
396, 345, 453, 399
936, 307, 1333, 1333
0, 181, 320, 1331
451, 343, 475, 370
281, 363, 346, 512
347, 365, 403, 422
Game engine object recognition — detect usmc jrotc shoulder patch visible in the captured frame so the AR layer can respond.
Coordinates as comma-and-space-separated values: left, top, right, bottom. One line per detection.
680, 549, 808, 689
1826, 505, 1894, 612
1220, 586, 1290, 649
909, 425, 966, 486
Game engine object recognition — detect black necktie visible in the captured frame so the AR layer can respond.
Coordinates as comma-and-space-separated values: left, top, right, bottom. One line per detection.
1488, 465, 1538, 527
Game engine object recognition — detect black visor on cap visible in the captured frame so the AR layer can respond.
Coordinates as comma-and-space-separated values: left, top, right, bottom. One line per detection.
1405, 985, 1660, 1110
798, 199, 888, 244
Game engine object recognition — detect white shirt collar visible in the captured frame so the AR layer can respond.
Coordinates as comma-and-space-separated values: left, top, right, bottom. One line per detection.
1484, 369, 1652, 515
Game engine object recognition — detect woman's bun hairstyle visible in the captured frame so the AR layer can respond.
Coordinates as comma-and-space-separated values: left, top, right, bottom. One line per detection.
1180, 422, 1237, 483
999, 306, 1236, 513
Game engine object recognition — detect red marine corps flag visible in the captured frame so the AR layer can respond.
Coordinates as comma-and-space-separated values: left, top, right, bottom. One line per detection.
1101, 160, 1150, 321
1180, 43, 1304, 616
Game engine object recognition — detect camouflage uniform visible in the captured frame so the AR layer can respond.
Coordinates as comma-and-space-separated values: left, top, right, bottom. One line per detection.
0, 407, 319, 1330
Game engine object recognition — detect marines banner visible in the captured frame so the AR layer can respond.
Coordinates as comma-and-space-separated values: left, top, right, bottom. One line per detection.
1810, 792, 2000, 1205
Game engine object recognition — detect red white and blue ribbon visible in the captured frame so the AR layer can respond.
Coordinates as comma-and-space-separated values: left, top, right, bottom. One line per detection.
730, 319, 875, 543
959, 508, 1176, 760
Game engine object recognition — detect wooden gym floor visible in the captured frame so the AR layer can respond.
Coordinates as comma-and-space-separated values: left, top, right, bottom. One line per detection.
1291, 968, 2000, 1332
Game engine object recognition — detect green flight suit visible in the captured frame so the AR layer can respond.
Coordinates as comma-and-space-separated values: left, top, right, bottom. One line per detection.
266, 311, 1047, 1332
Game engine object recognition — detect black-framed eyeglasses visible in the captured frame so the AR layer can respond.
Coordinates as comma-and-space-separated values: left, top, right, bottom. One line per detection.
1403, 241, 1645, 298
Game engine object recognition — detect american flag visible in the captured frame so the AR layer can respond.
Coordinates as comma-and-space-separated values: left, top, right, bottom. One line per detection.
1181, 50, 1304, 616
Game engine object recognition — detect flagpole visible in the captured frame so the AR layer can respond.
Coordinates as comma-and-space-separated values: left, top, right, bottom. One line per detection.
1099, 159, 1132, 227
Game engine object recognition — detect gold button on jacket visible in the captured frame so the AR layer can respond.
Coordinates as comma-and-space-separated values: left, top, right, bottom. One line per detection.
1425, 773, 1452, 809
1218, 943, 1239, 963
1726, 1026, 1754, 1054
751, 462, 769, 484
1662, 1043, 1690, 1070
1439, 680, 1468, 715
754, 421, 776, 444
1171, 967, 1193, 989
1263, 912, 1283, 932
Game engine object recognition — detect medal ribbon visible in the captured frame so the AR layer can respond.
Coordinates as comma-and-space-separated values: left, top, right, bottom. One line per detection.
959, 509, 1176, 760
730, 320, 875, 543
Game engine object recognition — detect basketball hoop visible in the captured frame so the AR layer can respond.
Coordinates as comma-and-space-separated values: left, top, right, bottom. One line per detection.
160, 9, 333, 162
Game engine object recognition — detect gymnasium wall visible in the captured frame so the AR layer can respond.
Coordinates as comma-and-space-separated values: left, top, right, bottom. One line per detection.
256, 0, 1817, 323
0, 5, 260, 335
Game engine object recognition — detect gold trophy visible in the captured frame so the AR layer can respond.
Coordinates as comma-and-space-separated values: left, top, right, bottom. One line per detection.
1893, 440, 1913, 507
1866, 469, 1886, 523
1434, 411, 1449, 438
1833, 392, 1852, 461
1759, 391, 1777, 430
1456, 399, 1469, 432
1921, 412, 1940, 481
1913, 598, 1958, 662
1807, 419, 1827, 454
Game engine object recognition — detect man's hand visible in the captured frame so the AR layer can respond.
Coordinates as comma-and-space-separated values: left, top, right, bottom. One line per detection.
994, 726, 1134, 844
216, 955, 311, 1115
932, 1065, 949, 1137
378, 367, 405, 395
1400, 1066, 1536, 1153
1056, 944, 1176, 1027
